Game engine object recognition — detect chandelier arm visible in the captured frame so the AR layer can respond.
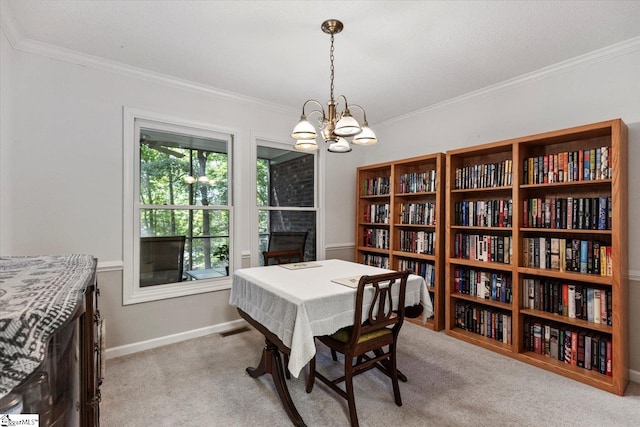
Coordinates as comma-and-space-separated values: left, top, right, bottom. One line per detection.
336, 94, 350, 111
348, 104, 368, 123
301, 99, 327, 119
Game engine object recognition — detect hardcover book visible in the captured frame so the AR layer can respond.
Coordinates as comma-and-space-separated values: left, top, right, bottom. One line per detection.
533, 322, 543, 354
580, 240, 588, 273
586, 288, 595, 322
568, 285, 576, 318
585, 334, 592, 370
549, 327, 559, 359
593, 289, 602, 324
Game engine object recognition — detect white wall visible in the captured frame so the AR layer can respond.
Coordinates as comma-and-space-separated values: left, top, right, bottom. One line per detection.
0, 31, 367, 353
0, 28, 15, 252
363, 43, 640, 373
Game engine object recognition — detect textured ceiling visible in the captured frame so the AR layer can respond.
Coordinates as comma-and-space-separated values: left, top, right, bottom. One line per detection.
4, 1, 640, 124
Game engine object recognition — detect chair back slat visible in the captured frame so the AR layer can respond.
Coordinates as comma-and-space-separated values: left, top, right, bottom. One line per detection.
263, 248, 304, 265
350, 271, 410, 346
268, 231, 308, 253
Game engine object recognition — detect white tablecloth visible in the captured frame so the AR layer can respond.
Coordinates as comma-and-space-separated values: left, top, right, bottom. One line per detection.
229, 259, 432, 378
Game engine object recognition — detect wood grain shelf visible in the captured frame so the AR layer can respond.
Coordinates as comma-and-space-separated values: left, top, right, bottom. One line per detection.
444, 119, 628, 395
356, 153, 445, 331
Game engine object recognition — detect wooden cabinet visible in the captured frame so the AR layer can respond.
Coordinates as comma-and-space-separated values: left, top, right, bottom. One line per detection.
356, 153, 445, 331
1, 256, 101, 425
444, 119, 628, 395
82, 277, 102, 426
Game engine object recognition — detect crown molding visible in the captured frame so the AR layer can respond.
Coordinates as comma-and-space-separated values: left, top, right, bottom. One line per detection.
379, 36, 640, 128
0, 2, 296, 116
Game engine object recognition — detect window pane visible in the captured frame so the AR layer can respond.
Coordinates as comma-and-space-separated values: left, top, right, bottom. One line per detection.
256, 146, 314, 208
259, 209, 316, 264
140, 128, 228, 206
140, 208, 229, 286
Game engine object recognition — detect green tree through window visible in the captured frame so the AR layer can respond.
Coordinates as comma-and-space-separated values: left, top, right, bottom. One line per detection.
139, 128, 230, 286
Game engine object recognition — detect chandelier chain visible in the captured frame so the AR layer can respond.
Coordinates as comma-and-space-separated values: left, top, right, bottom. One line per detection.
329, 32, 335, 102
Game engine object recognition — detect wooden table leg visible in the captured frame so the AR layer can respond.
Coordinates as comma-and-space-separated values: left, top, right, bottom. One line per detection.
239, 310, 306, 427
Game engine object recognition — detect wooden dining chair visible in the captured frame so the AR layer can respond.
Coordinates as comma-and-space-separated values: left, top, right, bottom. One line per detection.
262, 248, 304, 266
305, 270, 410, 427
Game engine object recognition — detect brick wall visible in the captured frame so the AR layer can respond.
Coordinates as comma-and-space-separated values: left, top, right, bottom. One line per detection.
269, 155, 316, 260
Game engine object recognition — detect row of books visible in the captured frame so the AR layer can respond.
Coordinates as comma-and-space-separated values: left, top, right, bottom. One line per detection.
454, 159, 513, 190
453, 233, 512, 264
398, 170, 437, 193
362, 254, 389, 269
397, 259, 435, 286
523, 146, 611, 185
522, 237, 612, 276
454, 199, 513, 228
523, 279, 612, 325
399, 202, 437, 225
363, 228, 389, 250
453, 267, 513, 303
524, 318, 612, 376
363, 176, 390, 196
454, 302, 512, 344
398, 230, 435, 255
363, 203, 390, 224
522, 196, 611, 230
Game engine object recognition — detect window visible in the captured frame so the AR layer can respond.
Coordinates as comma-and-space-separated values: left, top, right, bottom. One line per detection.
256, 142, 317, 265
124, 109, 234, 304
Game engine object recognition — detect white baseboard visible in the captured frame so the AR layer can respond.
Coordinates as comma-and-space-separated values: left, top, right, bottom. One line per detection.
104, 319, 247, 359
629, 368, 640, 385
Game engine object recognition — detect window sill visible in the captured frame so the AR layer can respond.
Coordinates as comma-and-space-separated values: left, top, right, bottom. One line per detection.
123, 277, 232, 305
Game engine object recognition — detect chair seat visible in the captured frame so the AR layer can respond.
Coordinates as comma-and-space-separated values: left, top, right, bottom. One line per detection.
330, 326, 391, 344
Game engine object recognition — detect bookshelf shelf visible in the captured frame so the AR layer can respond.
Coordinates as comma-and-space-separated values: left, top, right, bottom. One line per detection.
519, 308, 613, 333
449, 258, 514, 272
519, 228, 611, 236
447, 328, 514, 354
356, 153, 445, 331
392, 251, 436, 260
444, 119, 628, 395
520, 179, 611, 190
517, 268, 612, 285
520, 351, 615, 388
451, 293, 513, 310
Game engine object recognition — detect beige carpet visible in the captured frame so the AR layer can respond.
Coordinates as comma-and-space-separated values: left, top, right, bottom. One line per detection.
101, 322, 640, 426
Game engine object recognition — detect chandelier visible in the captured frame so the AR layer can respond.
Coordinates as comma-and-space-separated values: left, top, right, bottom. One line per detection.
291, 19, 378, 153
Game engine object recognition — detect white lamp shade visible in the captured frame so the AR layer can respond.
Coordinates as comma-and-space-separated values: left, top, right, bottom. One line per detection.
291, 118, 317, 140
183, 175, 196, 184
294, 140, 319, 151
334, 114, 361, 137
352, 125, 378, 145
327, 137, 352, 153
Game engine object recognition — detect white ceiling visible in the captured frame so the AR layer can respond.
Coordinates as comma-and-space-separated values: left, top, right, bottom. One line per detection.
4, 1, 640, 124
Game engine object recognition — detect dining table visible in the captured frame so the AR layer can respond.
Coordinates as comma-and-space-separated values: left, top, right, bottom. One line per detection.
229, 258, 433, 426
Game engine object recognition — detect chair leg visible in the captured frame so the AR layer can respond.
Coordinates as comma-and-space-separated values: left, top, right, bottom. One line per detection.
389, 344, 402, 407
344, 357, 359, 427
306, 356, 316, 393
331, 349, 338, 361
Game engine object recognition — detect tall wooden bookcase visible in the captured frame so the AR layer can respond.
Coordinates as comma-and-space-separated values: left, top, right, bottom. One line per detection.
356, 153, 445, 331
444, 119, 628, 395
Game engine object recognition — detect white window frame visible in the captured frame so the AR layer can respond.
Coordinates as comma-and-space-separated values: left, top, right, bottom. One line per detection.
123, 107, 235, 305
252, 137, 322, 266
